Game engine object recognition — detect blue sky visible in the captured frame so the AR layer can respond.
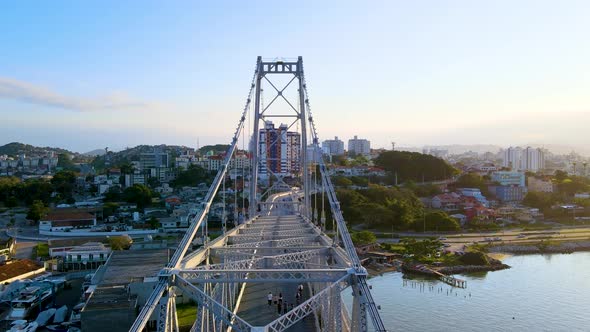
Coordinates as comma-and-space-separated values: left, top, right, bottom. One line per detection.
1, 1, 590, 152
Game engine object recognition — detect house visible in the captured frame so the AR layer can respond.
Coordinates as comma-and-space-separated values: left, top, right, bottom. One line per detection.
355, 243, 379, 255
63, 242, 112, 271
431, 193, 461, 211
459, 188, 489, 207
528, 177, 555, 193
39, 211, 97, 232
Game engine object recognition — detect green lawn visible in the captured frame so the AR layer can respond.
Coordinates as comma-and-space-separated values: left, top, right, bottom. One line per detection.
33, 243, 49, 259
176, 303, 197, 327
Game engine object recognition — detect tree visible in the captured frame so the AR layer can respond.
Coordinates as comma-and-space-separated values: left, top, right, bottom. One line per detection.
108, 235, 132, 250
6, 196, 18, 208
422, 211, 460, 232
148, 216, 160, 229
27, 200, 48, 223
401, 238, 442, 258
332, 176, 353, 187
374, 151, 457, 183
123, 184, 153, 209
51, 170, 77, 198
351, 230, 377, 245
172, 165, 214, 188
453, 173, 489, 196
57, 153, 77, 170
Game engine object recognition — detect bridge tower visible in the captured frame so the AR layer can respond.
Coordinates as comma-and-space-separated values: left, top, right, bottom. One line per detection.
249, 56, 311, 220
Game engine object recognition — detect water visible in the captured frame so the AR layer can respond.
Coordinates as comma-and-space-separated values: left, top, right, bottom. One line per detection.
350, 252, 590, 332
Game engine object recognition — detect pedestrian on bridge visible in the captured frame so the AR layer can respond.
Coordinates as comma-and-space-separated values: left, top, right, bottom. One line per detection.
267, 292, 273, 307
277, 301, 282, 315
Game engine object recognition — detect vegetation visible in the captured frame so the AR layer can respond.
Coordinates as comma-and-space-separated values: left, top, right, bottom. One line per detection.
176, 302, 197, 327
351, 230, 377, 245
27, 200, 49, 223
522, 192, 562, 210
420, 211, 461, 232
0, 142, 74, 158
452, 173, 489, 196
122, 184, 153, 209
33, 243, 50, 259
172, 165, 214, 188
458, 251, 489, 265
400, 238, 442, 259
374, 151, 457, 184
336, 185, 425, 230
403, 181, 442, 197
108, 235, 133, 250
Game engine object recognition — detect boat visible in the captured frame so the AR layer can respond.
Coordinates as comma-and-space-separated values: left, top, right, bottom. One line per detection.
53, 305, 68, 323
8, 286, 53, 320
6, 321, 38, 332
69, 303, 84, 324
45, 325, 69, 332
35, 307, 56, 326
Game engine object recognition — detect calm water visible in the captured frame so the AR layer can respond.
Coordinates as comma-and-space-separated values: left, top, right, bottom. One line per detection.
347, 252, 590, 332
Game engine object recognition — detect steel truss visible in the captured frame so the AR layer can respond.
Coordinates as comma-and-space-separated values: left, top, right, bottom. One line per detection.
129, 57, 385, 332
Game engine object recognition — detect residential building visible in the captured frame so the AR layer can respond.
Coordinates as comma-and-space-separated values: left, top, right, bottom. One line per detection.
39, 211, 97, 232
459, 188, 489, 207
63, 242, 111, 271
492, 171, 526, 187
322, 136, 345, 156
528, 177, 555, 193
431, 193, 462, 211
496, 186, 526, 202
502, 146, 545, 171
258, 121, 300, 178
348, 135, 370, 156
140, 150, 169, 169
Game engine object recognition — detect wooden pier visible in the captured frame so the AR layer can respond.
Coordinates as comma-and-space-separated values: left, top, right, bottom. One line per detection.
402, 264, 467, 288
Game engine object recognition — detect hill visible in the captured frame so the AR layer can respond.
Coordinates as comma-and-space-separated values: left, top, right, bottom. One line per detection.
83, 149, 107, 157
0, 142, 76, 157
90, 144, 194, 170
374, 151, 458, 183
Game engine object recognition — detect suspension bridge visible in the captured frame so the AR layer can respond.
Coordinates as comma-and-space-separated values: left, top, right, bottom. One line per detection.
128, 57, 386, 332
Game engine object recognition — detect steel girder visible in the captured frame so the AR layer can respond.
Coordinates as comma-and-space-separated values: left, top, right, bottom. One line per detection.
176, 268, 349, 284
264, 275, 349, 332
174, 276, 253, 332
189, 248, 332, 271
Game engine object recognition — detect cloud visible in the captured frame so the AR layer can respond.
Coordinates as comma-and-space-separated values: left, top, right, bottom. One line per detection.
0, 76, 160, 112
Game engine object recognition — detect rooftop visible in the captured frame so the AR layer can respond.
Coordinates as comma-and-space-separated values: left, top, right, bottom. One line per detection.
0, 259, 43, 282
99, 249, 170, 285
44, 211, 95, 221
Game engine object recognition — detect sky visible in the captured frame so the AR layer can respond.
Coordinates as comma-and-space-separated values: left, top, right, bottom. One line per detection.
1, 1, 590, 153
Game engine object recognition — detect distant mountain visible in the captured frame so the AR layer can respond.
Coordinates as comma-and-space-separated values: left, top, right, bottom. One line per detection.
422, 144, 503, 155
83, 149, 107, 157
0, 142, 76, 157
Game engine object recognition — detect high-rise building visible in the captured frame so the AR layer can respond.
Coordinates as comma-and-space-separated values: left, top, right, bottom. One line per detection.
502, 146, 545, 171
322, 136, 345, 156
258, 121, 300, 178
140, 150, 169, 169
348, 135, 370, 156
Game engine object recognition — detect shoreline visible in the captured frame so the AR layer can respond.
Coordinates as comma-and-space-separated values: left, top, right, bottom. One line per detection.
489, 240, 590, 255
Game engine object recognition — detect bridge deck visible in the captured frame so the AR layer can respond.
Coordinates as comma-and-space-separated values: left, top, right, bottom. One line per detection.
234, 214, 320, 330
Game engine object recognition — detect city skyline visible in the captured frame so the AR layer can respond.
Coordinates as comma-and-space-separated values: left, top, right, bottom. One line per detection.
2, 1, 590, 152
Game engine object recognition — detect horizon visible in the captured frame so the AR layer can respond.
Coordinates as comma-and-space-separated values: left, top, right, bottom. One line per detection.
2, 1, 590, 153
